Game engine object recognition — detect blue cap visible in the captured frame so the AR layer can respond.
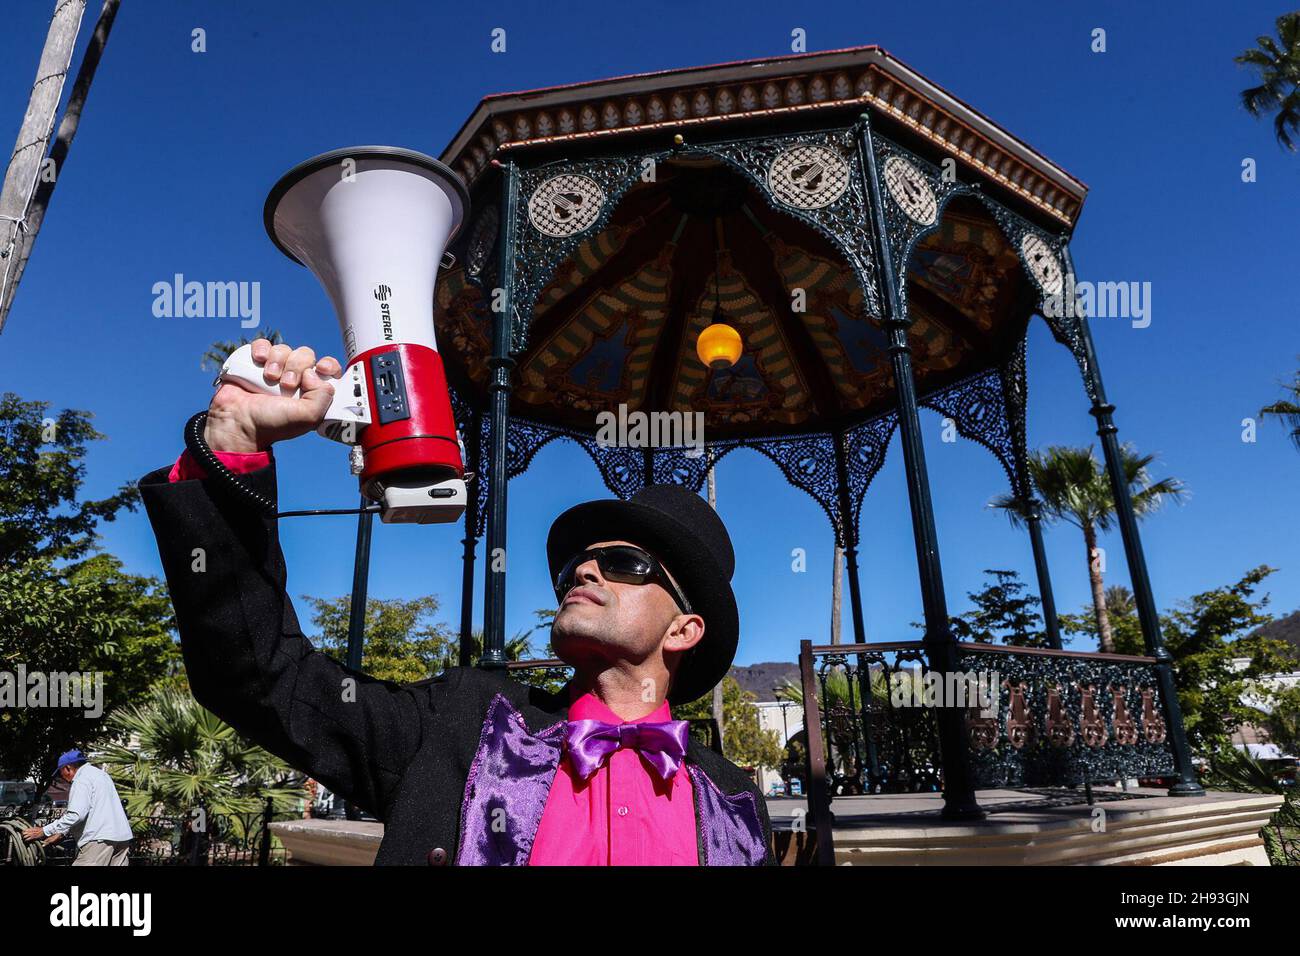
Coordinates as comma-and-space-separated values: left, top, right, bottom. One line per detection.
55, 749, 87, 773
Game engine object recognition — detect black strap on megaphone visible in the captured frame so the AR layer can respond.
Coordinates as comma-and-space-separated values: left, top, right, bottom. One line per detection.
185, 411, 382, 519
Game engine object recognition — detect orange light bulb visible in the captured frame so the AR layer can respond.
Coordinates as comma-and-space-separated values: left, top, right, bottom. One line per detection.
696, 322, 742, 369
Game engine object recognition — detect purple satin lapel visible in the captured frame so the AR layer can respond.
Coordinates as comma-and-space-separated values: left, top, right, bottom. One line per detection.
456, 693, 564, 866
454, 693, 767, 866
685, 763, 769, 866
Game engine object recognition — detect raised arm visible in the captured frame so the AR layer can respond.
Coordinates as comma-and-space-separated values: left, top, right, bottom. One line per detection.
139, 339, 429, 816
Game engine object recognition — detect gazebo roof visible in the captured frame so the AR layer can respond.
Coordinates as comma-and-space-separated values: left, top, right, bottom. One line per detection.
433, 46, 1083, 451
440, 45, 1087, 228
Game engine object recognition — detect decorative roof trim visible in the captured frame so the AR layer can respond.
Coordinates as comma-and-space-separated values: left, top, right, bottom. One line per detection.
439, 47, 1087, 228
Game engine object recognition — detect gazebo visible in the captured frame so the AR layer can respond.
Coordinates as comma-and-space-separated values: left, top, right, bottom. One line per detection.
426, 46, 1204, 854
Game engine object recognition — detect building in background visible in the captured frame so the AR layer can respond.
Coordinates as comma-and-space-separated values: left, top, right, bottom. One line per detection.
730, 662, 804, 796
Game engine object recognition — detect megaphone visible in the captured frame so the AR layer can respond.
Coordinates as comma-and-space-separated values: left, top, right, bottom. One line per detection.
218, 146, 471, 525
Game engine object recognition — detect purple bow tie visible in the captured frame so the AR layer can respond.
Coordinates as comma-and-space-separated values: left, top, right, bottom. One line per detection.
564, 717, 690, 781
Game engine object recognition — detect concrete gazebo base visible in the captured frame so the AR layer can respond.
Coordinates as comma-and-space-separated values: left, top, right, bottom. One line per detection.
271, 787, 1283, 865
269, 819, 384, 866
770, 787, 1285, 866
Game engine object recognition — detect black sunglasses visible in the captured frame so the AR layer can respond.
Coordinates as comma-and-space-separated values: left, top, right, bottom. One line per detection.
555, 545, 693, 614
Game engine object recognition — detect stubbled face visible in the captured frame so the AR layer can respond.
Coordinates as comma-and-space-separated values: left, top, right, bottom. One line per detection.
551, 539, 702, 686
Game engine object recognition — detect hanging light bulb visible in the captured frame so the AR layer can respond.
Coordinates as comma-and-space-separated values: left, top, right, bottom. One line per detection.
697, 310, 742, 369
695, 230, 742, 369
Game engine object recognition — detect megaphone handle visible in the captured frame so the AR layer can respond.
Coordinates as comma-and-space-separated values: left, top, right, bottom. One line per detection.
218, 343, 314, 399
217, 344, 371, 434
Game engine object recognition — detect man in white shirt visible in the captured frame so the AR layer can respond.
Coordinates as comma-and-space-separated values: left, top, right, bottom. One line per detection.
22, 750, 133, 865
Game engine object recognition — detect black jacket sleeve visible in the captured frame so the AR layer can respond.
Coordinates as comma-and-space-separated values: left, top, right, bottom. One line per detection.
138, 460, 425, 816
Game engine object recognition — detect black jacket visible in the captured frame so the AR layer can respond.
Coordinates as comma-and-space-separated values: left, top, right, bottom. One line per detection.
138, 461, 773, 865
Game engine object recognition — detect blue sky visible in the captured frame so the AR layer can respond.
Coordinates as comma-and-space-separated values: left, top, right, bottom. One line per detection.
1, 0, 1296, 668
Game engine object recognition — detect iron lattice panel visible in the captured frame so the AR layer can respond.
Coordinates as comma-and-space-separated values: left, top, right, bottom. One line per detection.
976, 199, 1097, 404
955, 649, 1176, 788
706, 128, 881, 317
868, 134, 965, 304
510, 153, 645, 352
918, 363, 1028, 502
817, 651, 943, 796
453, 352, 1031, 549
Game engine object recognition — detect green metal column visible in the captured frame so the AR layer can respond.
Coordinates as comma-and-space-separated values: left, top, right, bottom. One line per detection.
481, 160, 520, 670
856, 113, 983, 820
1062, 246, 1203, 797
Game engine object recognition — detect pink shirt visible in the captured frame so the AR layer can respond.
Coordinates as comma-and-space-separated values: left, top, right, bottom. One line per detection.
529, 691, 698, 866
169, 450, 699, 865
168, 448, 271, 482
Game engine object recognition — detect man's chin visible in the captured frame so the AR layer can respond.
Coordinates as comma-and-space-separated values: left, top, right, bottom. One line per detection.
551, 620, 609, 665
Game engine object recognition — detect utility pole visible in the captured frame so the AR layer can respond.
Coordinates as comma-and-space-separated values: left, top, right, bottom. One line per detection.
2, 1, 119, 334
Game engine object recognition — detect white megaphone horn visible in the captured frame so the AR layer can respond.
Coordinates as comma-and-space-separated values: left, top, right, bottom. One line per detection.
218, 146, 471, 525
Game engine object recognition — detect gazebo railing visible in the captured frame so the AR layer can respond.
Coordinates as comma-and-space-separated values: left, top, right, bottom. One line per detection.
797, 638, 1179, 864
952, 643, 1177, 790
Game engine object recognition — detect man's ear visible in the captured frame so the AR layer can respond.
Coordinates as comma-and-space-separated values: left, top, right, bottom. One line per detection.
663, 613, 705, 654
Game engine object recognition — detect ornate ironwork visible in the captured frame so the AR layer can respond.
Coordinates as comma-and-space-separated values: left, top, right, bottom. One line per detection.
838, 413, 898, 547
919, 362, 1030, 501
954, 648, 1177, 788
997, 338, 1033, 500
975, 197, 1098, 403
706, 128, 881, 317
510, 153, 645, 351
816, 649, 942, 795
766, 143, 851, 208
866, 133, 966, 302
456, 349, 1033, 550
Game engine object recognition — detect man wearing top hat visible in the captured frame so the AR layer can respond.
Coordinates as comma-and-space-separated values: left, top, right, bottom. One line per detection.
137, 338, 772, 865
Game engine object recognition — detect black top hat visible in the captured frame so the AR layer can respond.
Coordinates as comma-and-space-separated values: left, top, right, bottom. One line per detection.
546, 484, 739, 705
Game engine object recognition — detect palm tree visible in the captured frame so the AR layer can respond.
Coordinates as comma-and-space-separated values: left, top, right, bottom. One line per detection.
991, 445, 1185, 653
95, 686, 305, 838
1235, 13, 1300, 152
1260, 363, 1300, 451
200, 327, 283, 371
442, 627, 536, 671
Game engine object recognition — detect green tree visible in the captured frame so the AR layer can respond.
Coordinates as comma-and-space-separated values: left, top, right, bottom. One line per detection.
1236, 13, 1300, 152
991, 445, 1184, 653
0, 393, 138, 565
304, 594, 455, 685
95, 686, 305, 830
1203, 746, 1300, 866
0, 396, 176, 780
1261, 685, 1300, 757
949, 569, 1045, 647
1259, 362, 1300, 451
447, 611, 565, 693
1060, 584, 1145, 655
1063, 567, 1296, 757
678, 676, 784, 773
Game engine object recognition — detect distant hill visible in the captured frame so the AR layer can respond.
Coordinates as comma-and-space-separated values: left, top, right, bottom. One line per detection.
729, 661, 800, 701
1252, 610, 1300, 660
